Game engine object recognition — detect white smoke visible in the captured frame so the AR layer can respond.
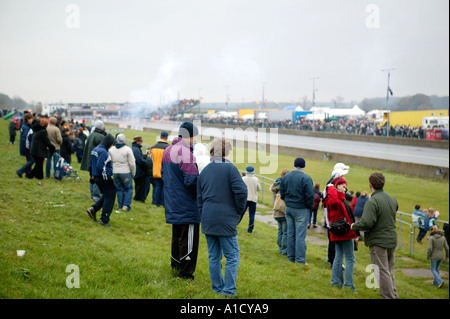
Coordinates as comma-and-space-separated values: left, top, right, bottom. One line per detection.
129, 54, 185, 106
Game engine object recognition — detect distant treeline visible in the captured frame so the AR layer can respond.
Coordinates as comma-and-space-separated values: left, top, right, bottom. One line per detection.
0, 92, 28, 110
1, 91, 448, 113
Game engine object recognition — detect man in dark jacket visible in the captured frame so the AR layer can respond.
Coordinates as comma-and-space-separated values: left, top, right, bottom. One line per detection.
26, 119, 56, 180
16, 113, 34, 177
279, 157, 314, 264
197, 138, 247, 297
60, 128, 72, 164
86, 134, 116, 227
162, 122, 200, 280
131, 136, 148, 202
81, 120, 106, 201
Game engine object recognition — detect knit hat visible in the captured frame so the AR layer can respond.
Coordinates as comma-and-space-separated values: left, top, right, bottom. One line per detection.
332, 176, 347, 187
179, 122, 199, 139
94, 120, 104, 130
161, 131, 168, 138
102, 134, 115, 149
246, 165, 255, 174
294, 157, 305, 169
116, 134, 126, 144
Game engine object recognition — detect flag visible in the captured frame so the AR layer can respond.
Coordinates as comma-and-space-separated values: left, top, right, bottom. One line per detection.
388, 87, 393, 96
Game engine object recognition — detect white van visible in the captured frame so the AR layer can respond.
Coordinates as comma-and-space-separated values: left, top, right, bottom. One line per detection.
422, 116, 449, 129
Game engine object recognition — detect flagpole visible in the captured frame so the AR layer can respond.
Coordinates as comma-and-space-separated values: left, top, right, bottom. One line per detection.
382, 68, 395, 137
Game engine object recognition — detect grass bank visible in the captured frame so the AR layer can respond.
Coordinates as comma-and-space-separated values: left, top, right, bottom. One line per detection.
0, 120, 448, 299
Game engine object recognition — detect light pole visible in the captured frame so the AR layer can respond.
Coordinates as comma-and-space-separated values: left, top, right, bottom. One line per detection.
262, 82, 267, 108
309, 77, 319, 106
225, 85, 230, 111
382, 68, 395, 136
198, 88, 201, 116
309, 77, 319, 131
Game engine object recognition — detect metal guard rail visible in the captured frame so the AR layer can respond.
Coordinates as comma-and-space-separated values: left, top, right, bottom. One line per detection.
396, 211, 448, 256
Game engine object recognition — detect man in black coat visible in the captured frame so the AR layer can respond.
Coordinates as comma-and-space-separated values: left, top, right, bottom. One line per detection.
131, 136, 148, 202
27, 119, 55, 180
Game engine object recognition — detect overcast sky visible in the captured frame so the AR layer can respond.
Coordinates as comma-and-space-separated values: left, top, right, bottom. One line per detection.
0, 0, 448, 105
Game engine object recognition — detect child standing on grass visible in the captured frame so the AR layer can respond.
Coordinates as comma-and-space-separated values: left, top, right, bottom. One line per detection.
412, 204, 427, 244
427, 225, 449, 288
8, 118, 18, 145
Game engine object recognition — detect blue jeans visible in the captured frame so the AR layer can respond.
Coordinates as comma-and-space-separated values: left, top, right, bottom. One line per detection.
114, 173, 133, 210
152, 178, 164, 206
309, 209, 318, 225
276, 218, 287, 255
331, 239, 355, 290
205, 235, 240, 297
430, 259, 444, 286
245, 201, 257, 233
17, 154, 34, 176
45, 150, 60, 178
90, 182, 102, 201
285, 206, 310, 263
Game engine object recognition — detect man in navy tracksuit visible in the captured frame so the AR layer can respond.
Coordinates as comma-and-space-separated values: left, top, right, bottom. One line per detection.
86, 134, 117, 227
162, 122, 200, 280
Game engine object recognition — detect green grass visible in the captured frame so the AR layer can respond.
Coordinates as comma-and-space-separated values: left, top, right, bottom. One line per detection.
0, 120, 448, 299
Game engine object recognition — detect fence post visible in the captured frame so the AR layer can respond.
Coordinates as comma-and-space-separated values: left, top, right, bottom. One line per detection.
398, 214, 402, 251
261, 176, 265, 202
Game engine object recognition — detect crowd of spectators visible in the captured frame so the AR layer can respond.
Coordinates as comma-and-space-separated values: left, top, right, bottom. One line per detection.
197, 117, 427, 139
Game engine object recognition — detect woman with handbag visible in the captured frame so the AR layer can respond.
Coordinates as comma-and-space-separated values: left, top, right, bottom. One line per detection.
325, 176, 358, 292
271, 169, 290, 256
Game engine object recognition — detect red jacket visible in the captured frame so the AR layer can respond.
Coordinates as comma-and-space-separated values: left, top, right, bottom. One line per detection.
326, 185, 357, 242
350, 196, 358, 212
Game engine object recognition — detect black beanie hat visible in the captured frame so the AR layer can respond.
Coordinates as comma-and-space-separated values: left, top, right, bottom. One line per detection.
102, 134, 115, 149
178, 122, 199, 139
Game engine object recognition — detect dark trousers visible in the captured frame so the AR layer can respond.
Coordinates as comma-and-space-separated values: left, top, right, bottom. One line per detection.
133, 175, 146, 202
327, 229, 336, 265
17, 154, 35, 176
245, 201, 257, 233
417, 228, 428, 242
171, 224, 200, 277
27, 155, 45, 180
152, 178, 164, 206
93, 177, 117, 224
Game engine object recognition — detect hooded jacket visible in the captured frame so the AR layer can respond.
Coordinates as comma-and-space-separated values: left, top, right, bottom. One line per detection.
89, 134, 115, 180
427, 231, 449, 260
109, 143, 136, 177
162, 137, 199, 225
19, 122, 33, 156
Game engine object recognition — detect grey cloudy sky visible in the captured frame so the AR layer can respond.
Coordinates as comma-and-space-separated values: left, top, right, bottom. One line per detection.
0, 0, 448, 105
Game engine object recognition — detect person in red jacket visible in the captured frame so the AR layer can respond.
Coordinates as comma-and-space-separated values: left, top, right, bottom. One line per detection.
325, 176, 358, 292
